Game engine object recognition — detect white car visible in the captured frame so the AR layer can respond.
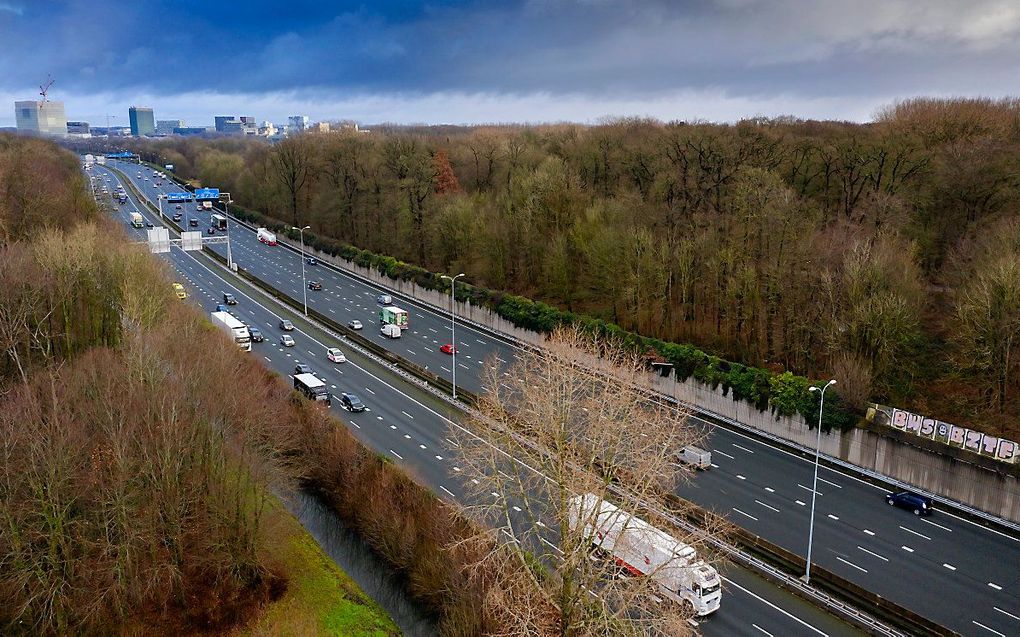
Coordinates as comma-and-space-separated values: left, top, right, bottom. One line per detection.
347, 319, 363, 330
326, 347, 346, 364
280, 334, 295, 347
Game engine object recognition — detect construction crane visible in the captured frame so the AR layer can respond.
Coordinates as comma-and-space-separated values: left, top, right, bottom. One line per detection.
39, 76, 54, 103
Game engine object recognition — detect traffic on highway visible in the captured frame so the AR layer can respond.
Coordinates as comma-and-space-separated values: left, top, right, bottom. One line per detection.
99, 158, 1020, 636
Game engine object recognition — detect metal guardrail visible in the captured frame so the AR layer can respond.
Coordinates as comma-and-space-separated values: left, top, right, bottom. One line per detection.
110, 163, 954, 636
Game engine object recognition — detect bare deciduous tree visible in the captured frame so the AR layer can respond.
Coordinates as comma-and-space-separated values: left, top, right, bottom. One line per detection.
453, 327, 721, 636
271, 137, 312, 227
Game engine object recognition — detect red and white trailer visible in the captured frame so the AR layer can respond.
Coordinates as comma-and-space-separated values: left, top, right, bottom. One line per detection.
257, 227, 277, 246
568, 493, 722, 616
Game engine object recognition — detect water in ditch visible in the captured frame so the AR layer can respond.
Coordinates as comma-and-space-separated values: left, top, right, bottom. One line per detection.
283, 489, 437, 636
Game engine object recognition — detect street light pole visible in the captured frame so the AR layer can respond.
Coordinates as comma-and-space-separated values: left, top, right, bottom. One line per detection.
440, 273, 466, 398
294, 225, 311, 316
803, 378, 837, 585
223, 195, 234, 270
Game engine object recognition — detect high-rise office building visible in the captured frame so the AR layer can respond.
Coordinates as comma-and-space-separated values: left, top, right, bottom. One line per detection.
15, 100, 68, 136
128, 107, 155, 136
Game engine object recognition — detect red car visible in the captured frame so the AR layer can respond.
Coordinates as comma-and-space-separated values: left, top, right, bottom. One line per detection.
440, 343, 458, 355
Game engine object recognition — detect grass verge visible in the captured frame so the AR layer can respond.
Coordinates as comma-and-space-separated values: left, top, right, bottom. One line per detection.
230, 497, 400, 637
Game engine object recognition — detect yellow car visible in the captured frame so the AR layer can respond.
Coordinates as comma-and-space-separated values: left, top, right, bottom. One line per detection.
172, 283, 187, 299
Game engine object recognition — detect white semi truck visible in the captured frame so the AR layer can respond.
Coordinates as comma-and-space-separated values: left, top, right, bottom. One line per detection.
211, 311, 251, 352
568, 493, 722, 617
257, 227, 277, 246
129, 212, 144, 228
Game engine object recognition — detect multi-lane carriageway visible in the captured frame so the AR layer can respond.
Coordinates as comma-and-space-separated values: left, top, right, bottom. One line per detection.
103, 159, 1020, 635
92, 163, 860, 637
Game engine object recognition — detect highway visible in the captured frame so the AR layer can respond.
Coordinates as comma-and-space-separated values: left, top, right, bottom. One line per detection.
109, 158, 1020, 635
90, 163, 863, 636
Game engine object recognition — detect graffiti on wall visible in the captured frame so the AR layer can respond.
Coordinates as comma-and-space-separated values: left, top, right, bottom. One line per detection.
866, 403, 1019, 465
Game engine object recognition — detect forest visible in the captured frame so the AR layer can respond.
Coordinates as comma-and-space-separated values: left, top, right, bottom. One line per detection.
111, 98, 1020, 438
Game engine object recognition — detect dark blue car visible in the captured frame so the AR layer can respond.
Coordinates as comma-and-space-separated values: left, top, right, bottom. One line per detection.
885, 491, 934, 516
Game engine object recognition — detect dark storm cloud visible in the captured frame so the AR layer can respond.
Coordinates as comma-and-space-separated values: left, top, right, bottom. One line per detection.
2, 1, 1019, 120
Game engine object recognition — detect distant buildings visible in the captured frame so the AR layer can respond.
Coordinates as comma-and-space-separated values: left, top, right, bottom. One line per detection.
214, 115, 257, 135
128, 107, 155, 136
66, 121, 91, 137
288, 115, 308, 133
173, 126, 212, 136
156, 119, 184, 135
213, 115, 235, 132
14, 99, 67, 136
91, 126, 131, 137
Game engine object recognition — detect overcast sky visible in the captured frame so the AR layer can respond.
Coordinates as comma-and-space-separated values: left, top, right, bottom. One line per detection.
2, 0, 1019, 127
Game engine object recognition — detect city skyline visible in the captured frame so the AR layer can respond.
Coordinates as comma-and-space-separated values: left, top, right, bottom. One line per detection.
4, 1, 1020, 127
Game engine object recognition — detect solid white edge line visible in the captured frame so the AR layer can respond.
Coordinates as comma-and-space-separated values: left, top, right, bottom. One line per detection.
971, 620, 1006, 637
720, 576, 828, 636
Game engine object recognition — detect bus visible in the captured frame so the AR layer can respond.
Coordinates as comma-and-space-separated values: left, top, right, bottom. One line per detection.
211, 213, 227, 230
211, 311, 251, 352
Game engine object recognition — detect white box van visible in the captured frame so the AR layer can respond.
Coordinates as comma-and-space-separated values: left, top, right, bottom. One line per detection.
678, 446, 712, 469
376, 293, 392, 305
380, 323, 401, 339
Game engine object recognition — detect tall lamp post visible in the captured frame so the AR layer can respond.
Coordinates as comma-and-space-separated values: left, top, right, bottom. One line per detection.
294, 225, 311, 316
440, 273, 466, 399
803, 378, 837, 585
222, 194, 234, 270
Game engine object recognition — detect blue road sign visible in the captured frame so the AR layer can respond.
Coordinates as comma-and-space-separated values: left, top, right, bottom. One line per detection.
105, 152, 136, 159
194, 188, 220, 200
166, 192, 191, 202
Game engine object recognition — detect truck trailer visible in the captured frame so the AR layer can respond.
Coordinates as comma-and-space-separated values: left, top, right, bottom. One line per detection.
678, 445, 712, 469
294, 373, 330, 405
211, 311, 251, 352
379, 306, 409, 330
129, 212, 144, 228
568, 493, 722, 617
257, 227, 277, 246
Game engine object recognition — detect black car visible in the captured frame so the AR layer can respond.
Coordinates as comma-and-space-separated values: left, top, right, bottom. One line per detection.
172, 213, 182, 222
175, 204, 182, 210
248, 327, 264, 342
207, 227, 217, 235
306, 257, 317, 266
189, 218, 198, 227
294, 363, 312, 375
339, 392, 365, 412
308, 281, 322, 291
279, 319, 294, 331
222, 292, 237, 305
885, 491, 934, 516
145, 221, 154, 228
